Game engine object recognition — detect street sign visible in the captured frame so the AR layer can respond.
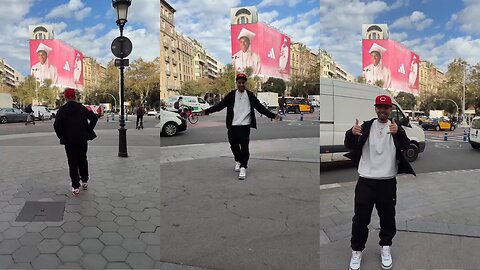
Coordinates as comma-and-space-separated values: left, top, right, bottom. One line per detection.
111, 36, 132, 58
115, 58, 129, 67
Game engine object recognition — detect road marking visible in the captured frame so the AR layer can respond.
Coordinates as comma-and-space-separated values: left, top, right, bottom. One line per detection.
320, 183, 341, 190
160, 143, 206, 149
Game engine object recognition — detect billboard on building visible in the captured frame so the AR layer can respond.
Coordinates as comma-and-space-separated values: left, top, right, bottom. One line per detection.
231, 23, 291, 80
29, 25, 55, 40
362, 24, 389, 40
29, 39, 84, 91
230, 6, 258, 25
362, 39, 419, 95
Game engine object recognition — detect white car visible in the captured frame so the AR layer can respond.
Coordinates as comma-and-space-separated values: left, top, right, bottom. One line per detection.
32, 106, 53, 120
469, 117, 480, 149
159, 108, 187, 136
147, 109, 157, 116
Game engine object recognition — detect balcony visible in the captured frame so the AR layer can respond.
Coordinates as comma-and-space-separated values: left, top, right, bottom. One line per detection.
166, 70, 171, 76
173, 72, 178, 78
165, 56, 170, 62
163, 40, 169, 48
172, 59, 178, 65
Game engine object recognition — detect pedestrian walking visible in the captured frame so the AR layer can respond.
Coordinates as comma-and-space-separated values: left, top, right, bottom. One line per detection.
344, 95, 415, 270
279, 95, 286, 114
24, 104, 35, 125
53, 88, 98, 197
201, 73, 280, 180
135, 103, 145, 129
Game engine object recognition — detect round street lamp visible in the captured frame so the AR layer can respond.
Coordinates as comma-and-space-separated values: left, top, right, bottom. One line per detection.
111, 0, 132, 157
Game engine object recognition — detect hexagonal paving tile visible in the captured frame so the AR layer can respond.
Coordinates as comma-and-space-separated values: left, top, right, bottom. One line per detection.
110, 201, 127, 208
126, 253, 154, 269
61, 221, 83, 232
109, 194, 124, 201
0, 212, 16, 222
134, 221, 156, 232
112, 208, 131, 216
12, 246, 40, 263
140, 232, 160, 245
25, 222, 47, 233
0, 239, 21, 255
96, 204, 114, 212
57, 246, 83, 262
19, 232, 43, 246
126, 203, 145, 212
5, 263, 33, 269
106, 262, 132, 269
145, 245, 161, 260
99, 232, 123, 245
41, 227, 64, 239
80, 201, 98, 208
114, 216, 135, 226
130, 212, 150, 221
59, 232, 83, 245
56, 262, 83, 269
81, 254, 107, 269
37, 239, 62, 254
96, 212, 117, 221
121, 238, 146, 253
80, 216, 100, 227
63, 212, 82, 222
80, 208, 98, 217
102, 246, 128, 262
0, 221, 10, 232
80, 226, 102, 238
117, 227, 141, 238
31, 254, 61, 269
97, 221, 120, 232
3, 227, 27, 239
80, 239, 105, 253
0, 255, 14, 269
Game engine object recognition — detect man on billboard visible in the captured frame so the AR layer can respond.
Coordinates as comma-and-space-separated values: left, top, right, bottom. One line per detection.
279, 38, 289, 74
408, 55, 419, 88
232, 28, 261, 74
73, 53, 82, 85
31, 43, 58, 85
363, 43, 391, 88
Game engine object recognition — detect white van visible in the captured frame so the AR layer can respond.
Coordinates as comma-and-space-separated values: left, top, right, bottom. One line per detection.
159, 108, 187, 136
32, 106, 53, 120
469, 116, 480, 149
166, 96, 210, 113
320, 78, 426, 163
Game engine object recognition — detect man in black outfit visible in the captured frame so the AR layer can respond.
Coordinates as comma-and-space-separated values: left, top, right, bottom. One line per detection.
135, 103, 145, 129
201, 73, 280, 180
54, 88, 97, 197
24, 104, 35, 125
344, 95, 415, 270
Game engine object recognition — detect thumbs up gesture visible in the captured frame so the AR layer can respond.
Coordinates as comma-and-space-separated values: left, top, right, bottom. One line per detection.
352, 119, 362, 136
389, 120, 398, 135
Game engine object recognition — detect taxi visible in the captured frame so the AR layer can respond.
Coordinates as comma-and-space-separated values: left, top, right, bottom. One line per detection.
421, 117, 455, 131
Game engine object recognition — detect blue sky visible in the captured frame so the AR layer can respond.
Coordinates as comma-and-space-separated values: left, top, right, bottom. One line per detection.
169, 0, 319, 66
320, 0, 480, 77
1, 0, 159, 76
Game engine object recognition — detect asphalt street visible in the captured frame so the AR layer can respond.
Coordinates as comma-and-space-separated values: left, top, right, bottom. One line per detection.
321, 129, 480, 185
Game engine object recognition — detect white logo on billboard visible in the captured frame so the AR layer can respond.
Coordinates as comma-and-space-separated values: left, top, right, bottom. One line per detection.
64, 61, 70, 71
268, 48, 275, 59
398, 64, 406, 75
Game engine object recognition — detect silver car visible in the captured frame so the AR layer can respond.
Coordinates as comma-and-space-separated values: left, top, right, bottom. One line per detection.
0, 108, 28, 124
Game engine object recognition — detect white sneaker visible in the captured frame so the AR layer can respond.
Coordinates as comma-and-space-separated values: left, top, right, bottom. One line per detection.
381, 246, 392, 269
238, 167, 246, 180
234, 162, 241, 172
349, 250, 362, 270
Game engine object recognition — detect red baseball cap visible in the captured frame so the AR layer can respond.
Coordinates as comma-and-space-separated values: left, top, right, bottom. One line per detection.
375, 95, 392, 107
64, 88, 76, 99
236, 73, 248, 81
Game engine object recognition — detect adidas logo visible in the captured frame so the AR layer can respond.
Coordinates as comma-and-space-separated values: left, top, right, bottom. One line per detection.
398, 64, 405, 74
268, 48, 275, 59
64, 61, 70, 71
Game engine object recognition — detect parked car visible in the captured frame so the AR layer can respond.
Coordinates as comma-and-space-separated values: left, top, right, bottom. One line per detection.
421, 117, 455, 131
147, 109, 157, 116
469, 116, 480, 149
159, 108, 187, 136
48, 108, 59, 118
0, 108, 28, 124
286, 99, 314, 114
32, 106, 53, 120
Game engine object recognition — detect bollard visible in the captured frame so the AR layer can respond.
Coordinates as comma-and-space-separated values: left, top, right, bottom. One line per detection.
300, 112, 304, 121
464, 129, 468, 141
106, 114, 109, 123
444, 132, 448, 141
112, 113, 115, 121
318, 112, 320, 121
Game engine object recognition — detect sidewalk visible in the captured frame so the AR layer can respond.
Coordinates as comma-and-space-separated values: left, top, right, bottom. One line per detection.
161, 138, 320, 270
321, 168, 480, 269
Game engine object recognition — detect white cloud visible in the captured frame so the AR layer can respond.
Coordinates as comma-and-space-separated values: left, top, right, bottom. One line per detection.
46, 0, 92, 21
447, 0, 480, 34
260, 10, 280, 24
128, 0, 160, 32
258, 0, 303, 8
391, 11, 433, 31
390, 31, 408, 41
390, 0, 409, 9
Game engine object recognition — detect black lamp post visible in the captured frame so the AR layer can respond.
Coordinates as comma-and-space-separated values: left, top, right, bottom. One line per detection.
111, 0, 132, 157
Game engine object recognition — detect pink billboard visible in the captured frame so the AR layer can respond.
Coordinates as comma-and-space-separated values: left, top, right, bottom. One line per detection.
362, 39, 419, 95
231, 23, 291, 80
30, 39, 84, 91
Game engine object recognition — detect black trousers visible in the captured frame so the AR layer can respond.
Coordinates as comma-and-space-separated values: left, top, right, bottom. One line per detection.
227, 126, 251, 169
351, 177, 397, 251
65, 142, 89, 189
136, 115, 143, 127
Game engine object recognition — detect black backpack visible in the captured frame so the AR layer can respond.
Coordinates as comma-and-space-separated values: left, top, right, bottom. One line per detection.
174, 101, 179, 109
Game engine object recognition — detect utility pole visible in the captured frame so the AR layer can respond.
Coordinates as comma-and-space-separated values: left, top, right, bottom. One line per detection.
462, 65, 467, 126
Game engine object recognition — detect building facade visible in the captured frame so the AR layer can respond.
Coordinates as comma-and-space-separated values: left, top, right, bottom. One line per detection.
176, 33, 195, 84
83, 56, 107, 94
160, 0, 177, 99
419, 60, 445, 96
291, 42, 319, 79
0, 59, 22, 88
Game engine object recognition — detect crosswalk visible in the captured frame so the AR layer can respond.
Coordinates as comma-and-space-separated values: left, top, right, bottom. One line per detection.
427, 135, 469, 143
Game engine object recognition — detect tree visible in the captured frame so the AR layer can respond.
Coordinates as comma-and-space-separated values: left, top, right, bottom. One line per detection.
355, 76, 366, 83
261, 77, 286, 95
180, 80, 204, 96
396, 92, 416, 110
12, 75, 36, 106
374, 80, 384, 88
126, 57, 160, 108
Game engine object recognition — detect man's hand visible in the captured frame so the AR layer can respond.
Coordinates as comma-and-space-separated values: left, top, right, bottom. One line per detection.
389, 120, 398, 135
352, 119, 362, 136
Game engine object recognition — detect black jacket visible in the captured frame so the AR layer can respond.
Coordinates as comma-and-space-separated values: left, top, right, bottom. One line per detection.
53, 101, 98, 145
344, 118, 416, 176
204, 89, 276, 129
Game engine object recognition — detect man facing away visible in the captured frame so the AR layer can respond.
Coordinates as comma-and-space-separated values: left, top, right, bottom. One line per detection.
54, 88, 98, 197
201, 73, 280, 180
135, 103, 145, 129
344, 95, 415, 270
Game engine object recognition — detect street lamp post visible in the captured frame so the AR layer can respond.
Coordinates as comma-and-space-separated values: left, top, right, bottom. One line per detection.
463, 65, 467, 126
435, 98, 459, 118
111, 0, 132, 158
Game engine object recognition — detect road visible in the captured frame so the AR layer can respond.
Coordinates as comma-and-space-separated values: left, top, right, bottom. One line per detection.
160, 110, 320, 146
321, 128, 480, 185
